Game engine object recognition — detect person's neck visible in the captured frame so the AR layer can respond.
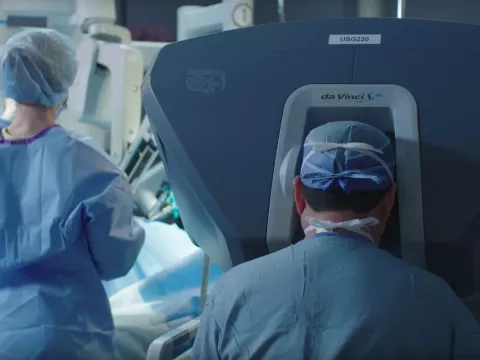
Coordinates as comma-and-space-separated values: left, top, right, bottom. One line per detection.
7, 104, 55, 138
303, 209, 377, 241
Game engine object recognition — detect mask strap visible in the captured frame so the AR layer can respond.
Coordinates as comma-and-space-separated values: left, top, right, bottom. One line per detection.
304, 217, 379, 243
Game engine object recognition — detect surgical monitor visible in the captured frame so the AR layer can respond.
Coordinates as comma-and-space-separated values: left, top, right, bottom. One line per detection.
143, 18, 480, 302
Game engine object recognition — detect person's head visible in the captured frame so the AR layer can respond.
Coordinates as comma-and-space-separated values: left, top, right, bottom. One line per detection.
0, 28, 78, 121
293, 121, 397, 242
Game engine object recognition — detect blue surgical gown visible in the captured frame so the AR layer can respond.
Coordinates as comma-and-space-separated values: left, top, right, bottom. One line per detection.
0, 121, 145, 360
193, 233, 480, 359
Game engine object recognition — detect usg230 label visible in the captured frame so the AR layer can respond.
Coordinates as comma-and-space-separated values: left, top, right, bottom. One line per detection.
328, 34, 381, 45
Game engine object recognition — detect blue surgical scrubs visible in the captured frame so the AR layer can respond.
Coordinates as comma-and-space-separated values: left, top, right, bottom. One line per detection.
0, 121, 145, 360
193, 233, 480, 360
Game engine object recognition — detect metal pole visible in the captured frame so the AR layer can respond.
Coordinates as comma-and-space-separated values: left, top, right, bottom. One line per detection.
397, 0, 406, 18
199, 253, 211, 314
278, 0, 285, 22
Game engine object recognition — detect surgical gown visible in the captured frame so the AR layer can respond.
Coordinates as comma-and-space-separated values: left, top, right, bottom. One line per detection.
0, 121, 145, 360
193, 233, 480, 360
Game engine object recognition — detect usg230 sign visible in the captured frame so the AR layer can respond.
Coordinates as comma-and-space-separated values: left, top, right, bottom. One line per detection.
340, 35, 370, 43
328, 34, 382, 45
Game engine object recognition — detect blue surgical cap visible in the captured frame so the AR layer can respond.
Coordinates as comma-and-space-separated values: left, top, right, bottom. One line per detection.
300, 121, 395, 193
0, 29, 78, 106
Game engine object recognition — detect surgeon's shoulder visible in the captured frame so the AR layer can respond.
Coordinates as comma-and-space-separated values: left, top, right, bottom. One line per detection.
208, 260, 255, 305
401, 261, 466, 312
210, 249, 285, 303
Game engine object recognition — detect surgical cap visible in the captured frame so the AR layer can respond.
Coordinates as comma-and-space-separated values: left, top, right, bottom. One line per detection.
300, 121, 395, 193
0, 29, 78, 106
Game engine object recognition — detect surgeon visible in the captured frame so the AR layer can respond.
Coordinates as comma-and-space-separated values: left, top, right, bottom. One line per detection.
0, 29, 145, 359
193, 121, 480, 359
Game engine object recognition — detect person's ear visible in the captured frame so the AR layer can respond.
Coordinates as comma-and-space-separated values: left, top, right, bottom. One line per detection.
378, 182, 397, 221
293, 176, 306, 215
387, 182, 397, 211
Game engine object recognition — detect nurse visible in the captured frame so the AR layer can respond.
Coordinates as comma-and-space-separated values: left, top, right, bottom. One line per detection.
0, 29, 145, 359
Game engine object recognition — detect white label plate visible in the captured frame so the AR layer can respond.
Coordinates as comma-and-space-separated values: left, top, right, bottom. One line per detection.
328, 34, 382, 45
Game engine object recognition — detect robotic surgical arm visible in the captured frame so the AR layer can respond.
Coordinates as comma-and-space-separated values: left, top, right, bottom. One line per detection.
64, 0, 144, 164
64, 34, 143, 164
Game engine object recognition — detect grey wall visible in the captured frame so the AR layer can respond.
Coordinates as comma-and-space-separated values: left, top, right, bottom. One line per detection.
285, 0, 353, 20
285, 0, 480, 23
284, 0, 396, 20
404, 0, 480, 24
